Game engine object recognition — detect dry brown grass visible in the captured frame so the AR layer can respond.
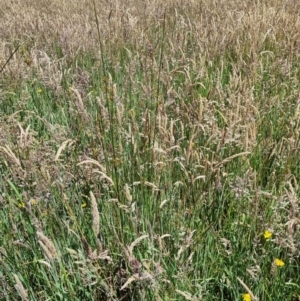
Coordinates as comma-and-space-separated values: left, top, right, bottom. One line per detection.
2, 0, 299, 137
2, 0, 300, 78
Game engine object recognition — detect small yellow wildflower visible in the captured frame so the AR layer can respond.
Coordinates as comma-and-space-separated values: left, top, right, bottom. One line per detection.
274, 258, 285, 267
263, 230, 272, 239
81, 203, 87, 208
242, 293, 251, 301
37, 88, 43, 93
18, 202, 25, 208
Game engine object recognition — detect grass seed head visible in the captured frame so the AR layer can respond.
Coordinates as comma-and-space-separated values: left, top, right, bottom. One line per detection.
90, 191, 100, 237
37, 231, 58, 260
13, 274, 29, 301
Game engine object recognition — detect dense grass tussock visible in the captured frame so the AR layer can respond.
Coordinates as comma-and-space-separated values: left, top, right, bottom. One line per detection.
1, 0, 300, 300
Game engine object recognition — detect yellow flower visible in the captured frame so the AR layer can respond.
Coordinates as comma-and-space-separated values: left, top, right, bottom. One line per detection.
18, 202, 25, 208
37, 88, 43, 93
274, 258, 285, 267
263, 230, 272, 239
81, 203, 87, 208
242, 293, 251, 301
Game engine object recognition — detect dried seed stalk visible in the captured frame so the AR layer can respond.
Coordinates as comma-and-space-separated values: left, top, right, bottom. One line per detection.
90, 191, 99, 237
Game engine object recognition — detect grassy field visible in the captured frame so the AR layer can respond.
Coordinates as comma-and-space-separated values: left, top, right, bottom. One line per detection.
1, 0, 300, 300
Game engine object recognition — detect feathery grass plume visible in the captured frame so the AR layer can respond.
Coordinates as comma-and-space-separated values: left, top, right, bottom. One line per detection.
54, 139, 75, 161
77, 158, 106, 172
13, 274, 29, 301
124, 183, 132, 203
120, 274, 139, 291
38, 240, 55, 261
92, 170, 114, 186
0, 145, 22, 167
37, 231, 58, 260
69, 86, 89, 122
176, 230, 195, 261
77, 158, 115, 186
37, 260, 52, 269
113, 228, 148, 265
17, 123, 33, 149
90, 191, 100, 237
127, 235, 149, 257
158, 234, 171, 252
159, 199, 168, 209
